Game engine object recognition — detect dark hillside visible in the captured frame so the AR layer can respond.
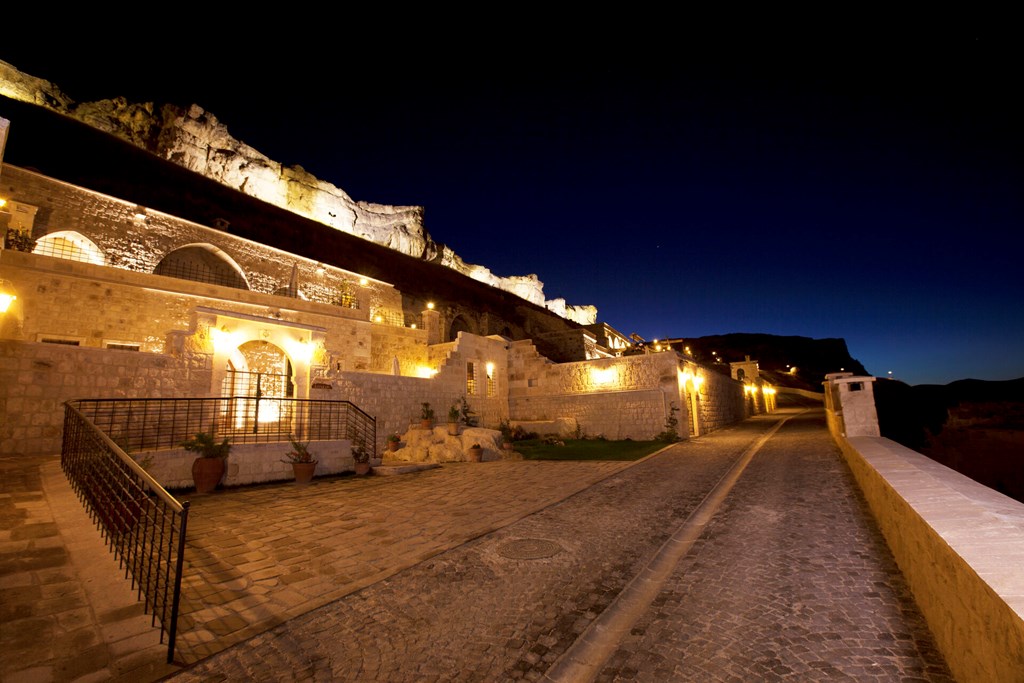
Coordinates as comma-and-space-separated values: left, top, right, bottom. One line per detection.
687, 333, 868, 388
876, 377, 1024, 503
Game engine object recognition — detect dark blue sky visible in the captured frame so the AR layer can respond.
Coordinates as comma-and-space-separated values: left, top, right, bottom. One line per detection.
3, 34, 1021, 385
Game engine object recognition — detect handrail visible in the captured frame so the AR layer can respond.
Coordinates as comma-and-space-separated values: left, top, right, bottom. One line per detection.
61, 402, 189, 664
69, 396, 377, 459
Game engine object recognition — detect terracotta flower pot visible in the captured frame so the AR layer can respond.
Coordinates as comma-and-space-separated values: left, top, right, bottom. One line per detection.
467, 447, 483, 462
192, 457, 225, 494
387, 440, 399, 452
354, 461, 371, 476
447, 422, 459, 436
292, 461, 317, 485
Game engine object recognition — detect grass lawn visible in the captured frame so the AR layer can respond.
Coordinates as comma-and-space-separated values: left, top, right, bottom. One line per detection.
513, 438, 671, 461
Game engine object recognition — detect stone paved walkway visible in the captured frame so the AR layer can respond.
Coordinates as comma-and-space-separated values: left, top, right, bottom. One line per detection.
162, 409, 954, 682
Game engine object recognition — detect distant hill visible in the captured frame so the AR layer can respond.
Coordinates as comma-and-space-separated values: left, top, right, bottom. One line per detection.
875, 377, 1024, 503
684, 333, 868, 391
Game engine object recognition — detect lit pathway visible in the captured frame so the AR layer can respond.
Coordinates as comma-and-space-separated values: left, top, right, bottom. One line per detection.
166, 409, 953, 681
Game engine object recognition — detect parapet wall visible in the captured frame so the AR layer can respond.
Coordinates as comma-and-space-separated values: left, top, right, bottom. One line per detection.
832, 432, 1024, 682
0, 339, 210, 456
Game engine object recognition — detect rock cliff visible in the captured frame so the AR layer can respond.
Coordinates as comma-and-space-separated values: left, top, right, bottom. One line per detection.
0, 60, 597, 325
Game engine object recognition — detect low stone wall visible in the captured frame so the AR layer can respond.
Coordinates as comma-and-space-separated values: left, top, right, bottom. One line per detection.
510, 388, 668, 440
143, 439, 354, 490
833, 434, 1024, 682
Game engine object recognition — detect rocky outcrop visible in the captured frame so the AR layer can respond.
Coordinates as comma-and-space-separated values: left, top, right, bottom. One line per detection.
0, 60, 596, 323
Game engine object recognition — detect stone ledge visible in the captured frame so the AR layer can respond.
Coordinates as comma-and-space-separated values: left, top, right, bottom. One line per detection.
840, 435, 1024, 683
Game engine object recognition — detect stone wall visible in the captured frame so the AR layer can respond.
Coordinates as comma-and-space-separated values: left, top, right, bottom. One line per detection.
696, 369, 747, 433
0, 248, 380, 372
0, 164, 404, 319
0, 339, 209, 456
145, 440, 356, 490
835, 435, 1024, 683
0, 64, 597, 322
314, 332, 510, 451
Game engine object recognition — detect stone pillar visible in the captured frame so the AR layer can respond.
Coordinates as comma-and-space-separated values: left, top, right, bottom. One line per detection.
823, 373, 880, 437
423, 307, 441, 345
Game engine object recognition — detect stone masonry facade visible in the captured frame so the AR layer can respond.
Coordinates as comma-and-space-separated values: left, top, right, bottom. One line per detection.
0, 162, 775, 476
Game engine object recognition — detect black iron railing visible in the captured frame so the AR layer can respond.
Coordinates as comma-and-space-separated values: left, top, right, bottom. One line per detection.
61, 403, 188, 664
68, 397, 377, 457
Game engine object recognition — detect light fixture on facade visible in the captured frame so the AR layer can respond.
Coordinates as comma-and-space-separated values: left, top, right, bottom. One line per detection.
359, 277, 368, 286
0, 280, 17, 313
426, 302, 435, 310
485, 362, 494, 378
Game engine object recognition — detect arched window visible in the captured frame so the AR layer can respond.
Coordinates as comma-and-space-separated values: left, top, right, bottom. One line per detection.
33, 231, 105, 265
154, 244, 249, 290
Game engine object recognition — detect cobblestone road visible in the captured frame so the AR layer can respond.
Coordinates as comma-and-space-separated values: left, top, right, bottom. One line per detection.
163, 410, 954, 682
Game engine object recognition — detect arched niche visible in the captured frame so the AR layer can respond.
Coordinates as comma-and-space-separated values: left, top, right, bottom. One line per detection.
449, 314, 474, 341
33, 230, 105, 265
155, 243, 249, 290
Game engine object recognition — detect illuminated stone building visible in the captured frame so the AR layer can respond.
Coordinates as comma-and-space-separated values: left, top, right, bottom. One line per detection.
0, 69, 774, 475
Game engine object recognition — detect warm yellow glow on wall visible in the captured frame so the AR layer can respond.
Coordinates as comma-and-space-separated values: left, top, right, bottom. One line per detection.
359, 277, 368, 286
485, 362, 495, 378
426, 302, 435, 310
284, 337, 313, 364
211, 326, 241, 354
0, 293, 16, 314
590, 366, 618, 385
416, 365, 439, 378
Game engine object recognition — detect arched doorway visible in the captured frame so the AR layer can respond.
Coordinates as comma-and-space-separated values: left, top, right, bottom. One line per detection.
155, 244, 249, 290
223, 340, 294, 433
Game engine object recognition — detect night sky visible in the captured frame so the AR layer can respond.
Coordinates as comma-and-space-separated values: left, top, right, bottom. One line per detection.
2, 34, 1021, 386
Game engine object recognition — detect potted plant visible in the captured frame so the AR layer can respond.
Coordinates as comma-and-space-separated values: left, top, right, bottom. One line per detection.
180, 431, 230, 494
283, 434, 318, 485
499, 419, 515, 451
467, 443, 483, 462
447, 404, 461, 435
386, 433, 401, 452
420, 402, 435, 429
352, 441, 372, 475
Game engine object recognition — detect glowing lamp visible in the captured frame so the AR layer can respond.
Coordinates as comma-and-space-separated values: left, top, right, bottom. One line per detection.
590, 366, 618, 385
416, 366, 439, 378
426, 302, 435, 310
0, 280, 16, 313
359, 277, 368, 286
486, 362, 495, 378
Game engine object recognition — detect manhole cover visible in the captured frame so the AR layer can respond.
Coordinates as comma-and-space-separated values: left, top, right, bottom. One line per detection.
498, 538, 563, 560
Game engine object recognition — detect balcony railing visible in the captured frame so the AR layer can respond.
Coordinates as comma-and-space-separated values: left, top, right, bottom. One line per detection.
61, 403, 189, 664
68, 397, 377, 457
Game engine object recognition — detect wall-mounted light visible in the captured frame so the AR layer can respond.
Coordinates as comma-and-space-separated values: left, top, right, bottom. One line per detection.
416, 365, 439, 378
426, 302, 435, 310
359, 277, 368, 286
485, 362, 495, 378
0, 280, 17, 314
590, 366, 618, 386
